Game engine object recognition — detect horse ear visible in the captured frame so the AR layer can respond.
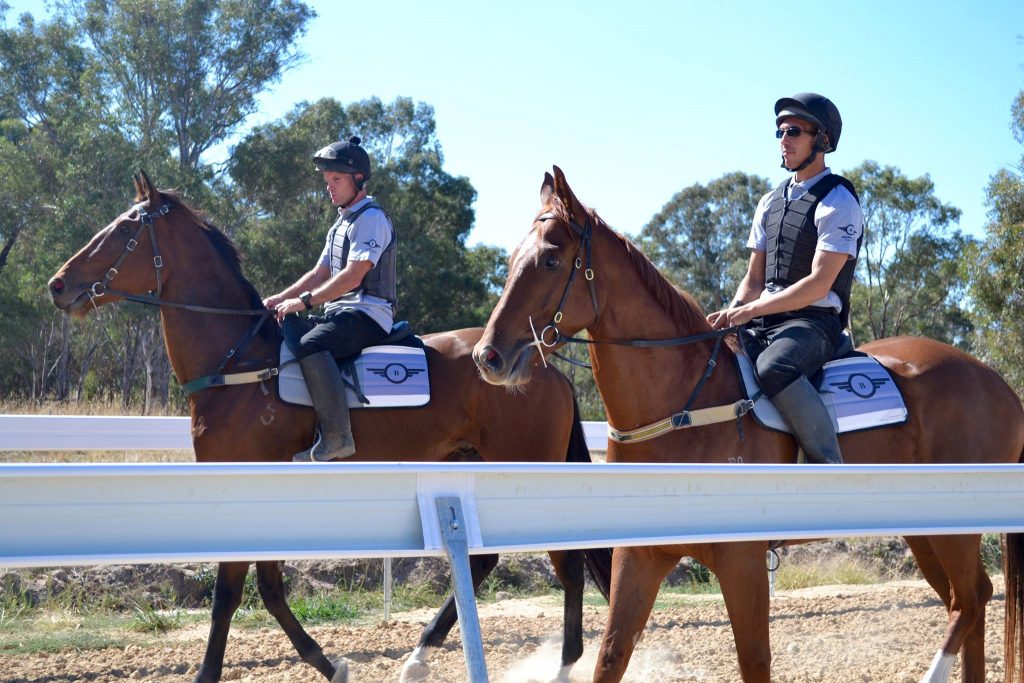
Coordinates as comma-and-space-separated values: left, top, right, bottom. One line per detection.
540, 172, 555, 206
551, 165, 581, 219
132, 172, 144, 203
134, 169, 159, 208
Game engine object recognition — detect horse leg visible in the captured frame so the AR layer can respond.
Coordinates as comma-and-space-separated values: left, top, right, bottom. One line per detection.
593, 546, 678, 683
192, 561, 250, 683
254, 561, 347, 683
915, 535, 992, 683
711, 542, 772, 683
400, 554, 500, 683
548, 549, 586, 681
906, 536, 952, 607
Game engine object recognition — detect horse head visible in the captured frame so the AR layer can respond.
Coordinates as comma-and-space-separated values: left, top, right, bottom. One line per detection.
475, 166, 603, 386
49, 171, 172, 318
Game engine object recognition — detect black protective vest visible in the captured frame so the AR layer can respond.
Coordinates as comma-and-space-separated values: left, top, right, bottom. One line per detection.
763, 173, 861, 325
326, 201, 398, 309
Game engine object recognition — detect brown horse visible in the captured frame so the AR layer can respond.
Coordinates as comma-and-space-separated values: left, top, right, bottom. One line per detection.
473, 166, 1024, 683
48, 171, 609, 683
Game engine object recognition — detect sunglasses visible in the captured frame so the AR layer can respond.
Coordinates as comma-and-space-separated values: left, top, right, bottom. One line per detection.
776, 127, 815, 139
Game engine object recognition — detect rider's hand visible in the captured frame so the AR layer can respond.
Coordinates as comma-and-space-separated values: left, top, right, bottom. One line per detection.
706, 304, 755, 330
273, 298, 304, 322
263, 294, 285, 309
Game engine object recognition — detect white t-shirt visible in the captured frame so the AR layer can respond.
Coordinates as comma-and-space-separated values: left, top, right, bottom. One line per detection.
747, 168, 863, 312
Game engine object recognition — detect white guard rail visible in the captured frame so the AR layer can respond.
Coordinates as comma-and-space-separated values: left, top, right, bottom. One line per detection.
3, 461, 1024, 569
0, 414, 611, 452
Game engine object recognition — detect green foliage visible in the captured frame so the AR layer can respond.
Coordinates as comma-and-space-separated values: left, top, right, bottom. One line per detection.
843, 161, 974, 345
128, 601, 183, 634
967, 89, 1024, 392
64, 0, 315, 170
638, 171, 771, 312
0, 0, 314, 406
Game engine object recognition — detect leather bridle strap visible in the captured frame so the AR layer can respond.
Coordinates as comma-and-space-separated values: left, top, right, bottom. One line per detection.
92, 204, 169, 299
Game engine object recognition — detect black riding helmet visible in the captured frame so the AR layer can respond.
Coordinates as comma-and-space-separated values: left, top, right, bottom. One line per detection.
774, 93, 842, 172
775, 93, 842, 153
313, 135, 372, 189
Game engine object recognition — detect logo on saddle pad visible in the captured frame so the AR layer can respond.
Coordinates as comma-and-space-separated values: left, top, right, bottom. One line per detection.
830, 373, 890, 399
369, 363, 424, 384
736, 354, 908, 434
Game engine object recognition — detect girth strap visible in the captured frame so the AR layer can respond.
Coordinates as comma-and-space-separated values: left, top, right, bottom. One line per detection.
608, 398, 756, 443
180, 366, 281, 396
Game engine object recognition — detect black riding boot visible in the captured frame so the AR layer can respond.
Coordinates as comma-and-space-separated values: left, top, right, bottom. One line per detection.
771, 375, 843, 464
292, 350, 356, 462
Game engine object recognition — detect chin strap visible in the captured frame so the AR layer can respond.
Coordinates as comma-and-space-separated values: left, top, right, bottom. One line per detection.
781, 149, 818, 173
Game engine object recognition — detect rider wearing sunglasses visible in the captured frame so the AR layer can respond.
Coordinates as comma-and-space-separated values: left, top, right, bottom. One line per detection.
262, 135, 397, 462
707, 93, 863, 465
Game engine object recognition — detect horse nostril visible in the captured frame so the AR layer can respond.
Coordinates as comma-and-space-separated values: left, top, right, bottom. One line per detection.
483, 347, 503, 372
49, 277, 65, 294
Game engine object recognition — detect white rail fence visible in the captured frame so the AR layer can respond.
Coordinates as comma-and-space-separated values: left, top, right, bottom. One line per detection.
4, 414, 1024, 682
0, 414, 610, 453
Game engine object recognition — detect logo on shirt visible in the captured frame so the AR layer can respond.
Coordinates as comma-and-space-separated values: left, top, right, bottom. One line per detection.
837, 223, 858, 239
362, 238, 383, 251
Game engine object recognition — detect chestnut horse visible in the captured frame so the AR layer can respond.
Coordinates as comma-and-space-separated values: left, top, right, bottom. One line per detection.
48, 171, 609, 683
473, 166, 1024, 683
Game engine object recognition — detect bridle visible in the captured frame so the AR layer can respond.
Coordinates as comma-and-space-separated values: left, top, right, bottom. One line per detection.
90, 202, 271, 317
523, 209, 753, 443
86, 200, 280, 395
91, 203, 169, 300
528, 210, 599, 356
528, 209, 739, 366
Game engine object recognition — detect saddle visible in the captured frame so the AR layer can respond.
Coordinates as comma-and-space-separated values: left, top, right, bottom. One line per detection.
278, 321, 431, 409
736, 328, 908, 435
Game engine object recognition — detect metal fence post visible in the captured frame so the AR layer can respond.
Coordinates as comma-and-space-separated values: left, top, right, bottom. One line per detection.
435, 496, 488, 683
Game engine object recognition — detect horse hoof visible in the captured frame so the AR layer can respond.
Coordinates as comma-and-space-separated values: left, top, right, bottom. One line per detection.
329, 658, 349, 683
545, 664, 573, 683
399, 658, 430, 682
191, 665, 219, 683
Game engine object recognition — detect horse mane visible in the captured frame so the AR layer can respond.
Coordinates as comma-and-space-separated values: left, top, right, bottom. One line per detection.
567, 205, 712, 334
158, 191, 269, 316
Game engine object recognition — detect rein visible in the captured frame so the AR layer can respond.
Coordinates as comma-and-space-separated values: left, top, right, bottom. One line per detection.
529, 209, 754, 444
89, 201, 279, 396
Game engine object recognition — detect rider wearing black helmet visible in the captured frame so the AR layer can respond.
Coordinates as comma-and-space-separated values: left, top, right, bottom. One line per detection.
263, 135, 397, 462
707, 93, 863, 465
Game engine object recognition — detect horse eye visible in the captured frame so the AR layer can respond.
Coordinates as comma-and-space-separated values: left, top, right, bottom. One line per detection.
545, 256, 560, 269
117, 224, 130, 234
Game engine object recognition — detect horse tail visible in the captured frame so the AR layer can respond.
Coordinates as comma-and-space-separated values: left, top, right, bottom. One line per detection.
1006, 444, 1024, 683
563, 385, 614, 601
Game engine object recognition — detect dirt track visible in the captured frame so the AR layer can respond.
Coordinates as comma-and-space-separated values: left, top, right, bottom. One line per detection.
0, 579, 1006, 682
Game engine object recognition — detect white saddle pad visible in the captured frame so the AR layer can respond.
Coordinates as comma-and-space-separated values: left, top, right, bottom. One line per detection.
736, 353, 908, 434
278, 342, 430, 409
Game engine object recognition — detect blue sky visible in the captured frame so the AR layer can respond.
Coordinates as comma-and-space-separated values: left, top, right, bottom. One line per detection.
8, 1, 1024, 253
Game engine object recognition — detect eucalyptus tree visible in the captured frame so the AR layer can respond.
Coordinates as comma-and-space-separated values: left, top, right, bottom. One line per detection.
843, 161, 973, 345
638, 171, 771, 313
967, 89, 1024, 392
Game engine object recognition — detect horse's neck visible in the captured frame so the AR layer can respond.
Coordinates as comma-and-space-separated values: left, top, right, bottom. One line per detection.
158, 267, 277, 386
586, 244, 738, 430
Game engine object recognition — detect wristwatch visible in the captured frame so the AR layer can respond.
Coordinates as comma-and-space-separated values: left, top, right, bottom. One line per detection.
299, 291, 314, 310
